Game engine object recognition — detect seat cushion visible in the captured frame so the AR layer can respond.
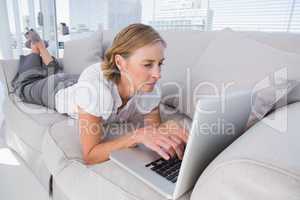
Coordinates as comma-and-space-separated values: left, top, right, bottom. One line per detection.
4, 126, 52, 190
4, 94, 67, 152
3, 95, 67, 190
42, 104, 192, 200
191, 102, 300, 200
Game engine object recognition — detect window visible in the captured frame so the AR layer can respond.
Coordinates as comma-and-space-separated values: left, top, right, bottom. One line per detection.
51, 0, 300, 37
289, 0, 300, 32
1, 0, 57, 59
1, 0, 299, 60
209, 0, 300, 32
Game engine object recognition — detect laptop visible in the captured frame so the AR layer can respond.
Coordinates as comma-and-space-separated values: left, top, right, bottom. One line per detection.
110, 91, 252, 199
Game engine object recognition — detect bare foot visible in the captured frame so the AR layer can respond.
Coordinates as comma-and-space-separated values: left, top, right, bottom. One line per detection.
28, 29, 42, 44
27, 29, 53, 65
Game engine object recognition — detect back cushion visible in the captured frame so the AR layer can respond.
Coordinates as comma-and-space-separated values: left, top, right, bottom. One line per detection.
102, 29, 119, 58
240, 31, 300, 55
167, 30, 300, 118
151, 31, 218, 111
63, 29, 103, 75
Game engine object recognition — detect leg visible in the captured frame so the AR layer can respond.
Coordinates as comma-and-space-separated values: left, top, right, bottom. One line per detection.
35, 41, 53, 65
20, 73, 79, 108
31, 43, 40, 55
11, 52, 45, 89
27, 29, 63, 74
11, 51, 46, 102
34, 42, 63, 75
12, 36, 62, 105
27, 29, 52, 65
40, 73, 79, 109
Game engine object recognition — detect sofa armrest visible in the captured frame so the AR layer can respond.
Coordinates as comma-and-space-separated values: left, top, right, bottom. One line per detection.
191, 102, 300, 200
0, 61, 7, 96
0, 59, 19, 95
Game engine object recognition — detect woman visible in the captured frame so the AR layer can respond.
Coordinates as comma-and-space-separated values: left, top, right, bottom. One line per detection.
12, 24, 188, 165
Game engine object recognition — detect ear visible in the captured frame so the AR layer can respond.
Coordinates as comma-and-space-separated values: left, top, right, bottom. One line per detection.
115, 54, 127, 71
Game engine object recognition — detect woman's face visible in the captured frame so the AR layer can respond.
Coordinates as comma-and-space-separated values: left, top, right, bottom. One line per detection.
119, 41, 165, 93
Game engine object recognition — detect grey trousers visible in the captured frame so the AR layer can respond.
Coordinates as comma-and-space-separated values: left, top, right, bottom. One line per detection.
11, 53, 79, 109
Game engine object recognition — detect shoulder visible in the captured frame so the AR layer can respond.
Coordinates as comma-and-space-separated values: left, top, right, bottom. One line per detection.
77, 62, 112, 92
75, 62, 115, 119
78, 62, 107, 82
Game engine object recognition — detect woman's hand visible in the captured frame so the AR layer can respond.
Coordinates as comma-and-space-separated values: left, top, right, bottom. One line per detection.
134, 124, 187, 160
158, 120, 189, 144
157, 120, 189, 159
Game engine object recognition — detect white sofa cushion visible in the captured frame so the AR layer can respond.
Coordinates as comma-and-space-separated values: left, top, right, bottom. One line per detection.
4, 128, 52, 190
3, 95, 66, 190
0, 59, 19, 93
63, 29, 103, 75
42, 104, 192, 200
191, 102, 300, 200
4, 94, 66, 152
241, 31, 300, 55
153, 31, 218, 110
182, 30, 300, 118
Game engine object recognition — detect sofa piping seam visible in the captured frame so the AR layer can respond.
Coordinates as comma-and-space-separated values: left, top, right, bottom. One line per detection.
196, 158, 300, 190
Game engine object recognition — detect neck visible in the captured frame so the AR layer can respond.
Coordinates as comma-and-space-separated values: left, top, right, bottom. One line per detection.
116, 79, 135, 105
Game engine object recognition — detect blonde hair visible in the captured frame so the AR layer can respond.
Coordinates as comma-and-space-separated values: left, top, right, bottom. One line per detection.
101, 23, 167, 83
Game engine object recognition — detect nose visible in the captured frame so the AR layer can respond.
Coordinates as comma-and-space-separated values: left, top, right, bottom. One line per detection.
152, 65, 161, 80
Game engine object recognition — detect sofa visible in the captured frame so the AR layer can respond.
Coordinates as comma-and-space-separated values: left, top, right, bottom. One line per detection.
1, 28, 300, 200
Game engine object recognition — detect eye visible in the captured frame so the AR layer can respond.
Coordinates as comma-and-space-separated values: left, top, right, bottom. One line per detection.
144, 63, 153, 68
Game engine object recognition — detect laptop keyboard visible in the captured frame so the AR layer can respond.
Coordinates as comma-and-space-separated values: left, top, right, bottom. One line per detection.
145, 157, 182, 183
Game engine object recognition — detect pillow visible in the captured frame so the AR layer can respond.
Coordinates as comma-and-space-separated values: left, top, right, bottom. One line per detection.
246, 79, 300, 129
63, 29, 103, 75
183, 29, 300, 119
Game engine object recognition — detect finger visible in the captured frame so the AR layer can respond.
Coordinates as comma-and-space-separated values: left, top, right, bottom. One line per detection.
155, 139, 176, 158
168, 134, 185, 145
149, 143, 170, 160
158, 140, 176, 158
167, 135, 184, 159
158, 136, 181, 159
177, 128, 189, 143
168, 134, 185, 149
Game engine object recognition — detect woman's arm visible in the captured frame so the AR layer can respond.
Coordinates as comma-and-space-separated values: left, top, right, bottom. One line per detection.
79, 107, 138, 165
79, 106, 189, 165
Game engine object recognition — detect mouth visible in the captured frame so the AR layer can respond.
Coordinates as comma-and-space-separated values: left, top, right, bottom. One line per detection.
146, 82, 156, 87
